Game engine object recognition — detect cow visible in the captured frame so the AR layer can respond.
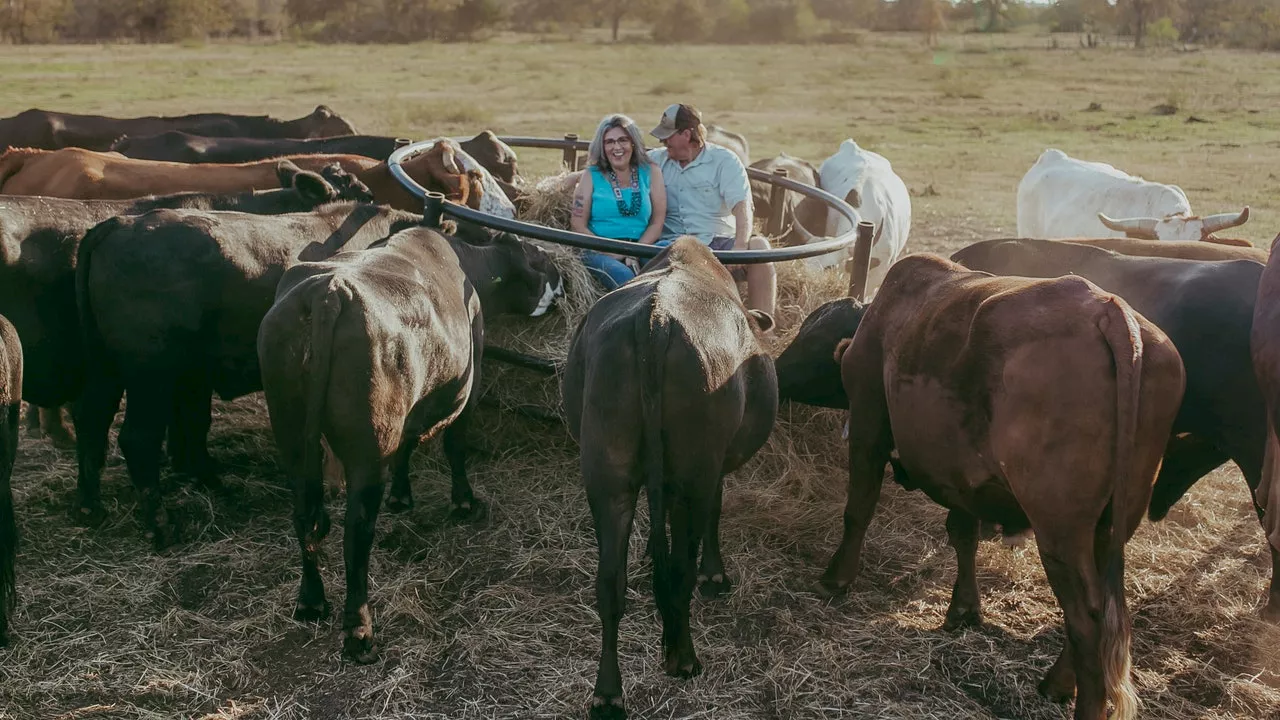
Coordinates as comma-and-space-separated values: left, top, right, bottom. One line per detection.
1017, 148, 1250, 242
0, 162, 372, 449
705, 124, 750, 166
775, 297, 867, 409
0, 313, 19, 647
107, 129, 523, 185
821, 253, 1184, 720
748, 153, 827, 248
1251, 233, 1280, 623
562, 237, 777, 719
951, 238, 1280, 619
1065, 236, 1267, 263
0, 140, 495, 215
73, 202, 433, 547
0, 105, 356, 152
258, 226, 562, 664
809, 139, 911, 290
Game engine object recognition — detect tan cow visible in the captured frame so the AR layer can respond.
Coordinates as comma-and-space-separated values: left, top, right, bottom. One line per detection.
1064, 236, 1267, 263
821, 254, 1184, 720
0, 141, 486, 212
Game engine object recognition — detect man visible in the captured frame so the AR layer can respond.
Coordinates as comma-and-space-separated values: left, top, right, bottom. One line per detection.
647, 103, 777, 316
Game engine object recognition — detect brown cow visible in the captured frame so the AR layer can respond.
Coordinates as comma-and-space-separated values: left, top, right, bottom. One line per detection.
1251, 233, 1280, 623
562, 237, 777, 719
0, 141, 485, 212
821, 254, 1184, 720
1064, 236, 1267, 263
259, 225, 563, 663
0, 313, 18, 647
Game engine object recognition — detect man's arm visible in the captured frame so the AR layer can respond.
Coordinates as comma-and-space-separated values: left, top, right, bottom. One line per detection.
731, 200, 752, 251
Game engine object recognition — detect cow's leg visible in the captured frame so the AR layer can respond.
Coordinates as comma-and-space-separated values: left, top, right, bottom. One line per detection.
73, 373, 124, 527
23, 403, 39, 436
661, 484, 708, 680
386, 435, 420, 513
168, 370, 222, 493
818, 416, 891, 596
1147, 434, 1227, 521
289, 442, 331, 622
942, 509, 982, 630
40, 405, 76, 449
697, 475, 731, 598
1036, 538, 1107, 720
442, 408, 484, 522
1256, 428, 1280, 622
341, 462, 384, 664
117, 379, 179, 550
586, 458, 638, 720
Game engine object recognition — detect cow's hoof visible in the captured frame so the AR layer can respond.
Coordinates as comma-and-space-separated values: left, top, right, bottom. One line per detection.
1037, 674, 1076, 704
449, 498, 487, 523
45, 427, 77, 451
294, 600, 330, 623
941, 607, 982, 632
146, 519, 180, 552
1260, 601, 1280, 624
74, 503, 107, 528
814, 576, 850, 600
386, 494, 414, 514
697, 573, 733, 599
588, 696, 627, 720
342, 634, 378, 665
663, 649, 702, 680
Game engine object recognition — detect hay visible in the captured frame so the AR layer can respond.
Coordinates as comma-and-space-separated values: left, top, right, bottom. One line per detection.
3, 171, 1279, 720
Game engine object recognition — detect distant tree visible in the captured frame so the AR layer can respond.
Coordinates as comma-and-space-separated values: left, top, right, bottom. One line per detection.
1, 0, 70, 43
1116, 0, 1182, 48
976, 0, 1010, 31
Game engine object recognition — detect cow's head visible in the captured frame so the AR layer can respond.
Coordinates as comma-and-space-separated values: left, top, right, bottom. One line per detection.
460, 130, 520, 184
415, 141, 485, 210
1098, 206, 1250, 242
275, 160, 375, 205
482, 232, 565, 318
305, 104, 358, 137
775, 297, 869, 409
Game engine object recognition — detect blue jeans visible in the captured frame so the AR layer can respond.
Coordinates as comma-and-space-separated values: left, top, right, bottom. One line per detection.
581, 250, 637, 291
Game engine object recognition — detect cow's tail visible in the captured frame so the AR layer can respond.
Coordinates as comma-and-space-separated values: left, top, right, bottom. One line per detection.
300, 282, 346, 534
75, 216, 127, 361
638, 301, 671, 616
0, 395, 17, 644
1097, 296, 1143, 720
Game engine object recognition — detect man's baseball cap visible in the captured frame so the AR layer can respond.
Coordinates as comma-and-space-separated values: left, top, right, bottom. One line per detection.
650, 103, 702, 140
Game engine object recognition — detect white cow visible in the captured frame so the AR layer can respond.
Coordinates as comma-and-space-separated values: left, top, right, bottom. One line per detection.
810, 139, 911, 292
1017, 148, 1248, 241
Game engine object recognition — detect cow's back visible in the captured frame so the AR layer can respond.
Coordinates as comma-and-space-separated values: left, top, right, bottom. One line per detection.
816, 140, 911, 285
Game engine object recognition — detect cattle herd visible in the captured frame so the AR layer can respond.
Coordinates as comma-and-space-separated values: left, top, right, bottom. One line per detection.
0, 105, 1277, 720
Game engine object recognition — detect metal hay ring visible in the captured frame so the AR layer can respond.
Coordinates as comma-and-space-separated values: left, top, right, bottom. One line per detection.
387, 137, 863, 265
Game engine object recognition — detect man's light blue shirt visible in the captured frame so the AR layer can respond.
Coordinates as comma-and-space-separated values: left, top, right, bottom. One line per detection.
648, 143, 751, 245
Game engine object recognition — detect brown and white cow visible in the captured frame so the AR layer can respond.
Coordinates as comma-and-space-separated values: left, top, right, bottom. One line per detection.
0, 313, 19, 647
748, 153, 827, 248
821, 254, 1184, 720
562, 237, 777, 719
258, 225, 562, 663
0, 141, 487, 213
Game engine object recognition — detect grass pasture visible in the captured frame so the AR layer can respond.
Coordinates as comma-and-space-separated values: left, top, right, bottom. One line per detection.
3, 31, 1280, 719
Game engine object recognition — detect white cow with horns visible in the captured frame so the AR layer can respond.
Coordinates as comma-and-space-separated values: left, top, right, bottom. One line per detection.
802, 139, 911, 292
1017, 148, 1249, 242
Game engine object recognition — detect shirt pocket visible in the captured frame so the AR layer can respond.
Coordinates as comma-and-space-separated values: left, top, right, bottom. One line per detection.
685, 180, 721, 208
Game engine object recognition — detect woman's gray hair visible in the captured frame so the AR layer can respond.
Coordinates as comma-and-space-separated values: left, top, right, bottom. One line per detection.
587, 114, 653, 173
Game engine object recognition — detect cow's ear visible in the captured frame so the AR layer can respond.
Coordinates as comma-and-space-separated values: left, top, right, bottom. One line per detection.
747, 309, 775, 333
834, 337, 854, 363
294, 171, 338, 203
314, 105, 334, 118
275, 159, 302, 187
845, 189, 862, 209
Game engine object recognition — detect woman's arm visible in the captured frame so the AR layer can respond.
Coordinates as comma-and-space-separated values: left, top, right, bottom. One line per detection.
570, 171, 595, 235
638, 164, 667, 246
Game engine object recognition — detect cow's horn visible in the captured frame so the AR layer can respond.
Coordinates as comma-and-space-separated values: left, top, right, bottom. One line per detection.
1201, 206, 1250, 235
441, 143, 462, 175
1097, 212, 1159, 240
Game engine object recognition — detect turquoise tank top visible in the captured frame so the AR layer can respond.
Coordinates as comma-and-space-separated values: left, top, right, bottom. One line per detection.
587, 164, 652, 241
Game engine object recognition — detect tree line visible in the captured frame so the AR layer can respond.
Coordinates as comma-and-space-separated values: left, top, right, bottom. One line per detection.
2, 0, 1279, 49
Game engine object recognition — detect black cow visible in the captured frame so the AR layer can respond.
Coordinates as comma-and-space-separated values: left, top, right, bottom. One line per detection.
0, 105, 356, 152
74, 202, 423, 548
109, 132, 408, 164
950, 238, 1279, 619
562, 237, 778, 719
775, 297, 868, 408
258, 226, 562, 663
0, 313, 19, 647
1, 161, 372, 448
749, 153, 827, 247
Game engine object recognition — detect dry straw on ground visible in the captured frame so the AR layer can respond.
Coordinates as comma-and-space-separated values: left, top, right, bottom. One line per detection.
2, 173, 1279, 720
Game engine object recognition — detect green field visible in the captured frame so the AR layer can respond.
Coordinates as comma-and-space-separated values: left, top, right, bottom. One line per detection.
2, 32, 1280, 719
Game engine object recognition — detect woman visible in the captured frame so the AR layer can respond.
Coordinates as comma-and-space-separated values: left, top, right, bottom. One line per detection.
570, 114, 666, 291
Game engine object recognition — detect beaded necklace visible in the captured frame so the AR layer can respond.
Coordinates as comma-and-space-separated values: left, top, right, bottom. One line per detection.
606, 167, 643, 217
